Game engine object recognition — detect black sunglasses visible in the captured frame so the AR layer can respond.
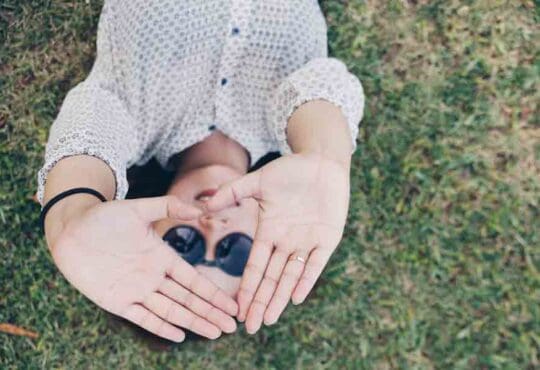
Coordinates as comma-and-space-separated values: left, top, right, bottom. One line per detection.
162, 225, 253, 277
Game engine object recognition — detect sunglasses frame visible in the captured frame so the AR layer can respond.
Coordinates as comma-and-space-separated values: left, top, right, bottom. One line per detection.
162, 224, 253, 277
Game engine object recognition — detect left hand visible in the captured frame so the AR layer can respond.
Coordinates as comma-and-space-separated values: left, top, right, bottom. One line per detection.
204, 152, 351, 333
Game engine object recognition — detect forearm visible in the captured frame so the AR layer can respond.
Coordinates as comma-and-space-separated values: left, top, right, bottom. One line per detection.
43, 155, 116, 249
286, 99, 353, 169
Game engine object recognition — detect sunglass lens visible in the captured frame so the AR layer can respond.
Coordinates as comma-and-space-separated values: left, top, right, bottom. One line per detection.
216, 233, 253, 276
162, 226, 205, 265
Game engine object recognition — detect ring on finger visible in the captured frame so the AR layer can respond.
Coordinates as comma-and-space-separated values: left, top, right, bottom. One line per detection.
289, 254, 306, 264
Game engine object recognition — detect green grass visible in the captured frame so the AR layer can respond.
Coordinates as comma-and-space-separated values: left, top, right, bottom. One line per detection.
1, 0, 539, 368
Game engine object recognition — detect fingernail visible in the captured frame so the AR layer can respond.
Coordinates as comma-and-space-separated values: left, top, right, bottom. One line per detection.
211, 330, 222, 340
227, 303, 239, 317
173, 334, 185, 343
246, 325, 257, 335
264, 317, 276, 326
225, 320, 237, 333
251, 319, 263, 334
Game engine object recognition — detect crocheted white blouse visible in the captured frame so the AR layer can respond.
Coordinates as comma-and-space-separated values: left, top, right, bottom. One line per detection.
37, 0, 365, 204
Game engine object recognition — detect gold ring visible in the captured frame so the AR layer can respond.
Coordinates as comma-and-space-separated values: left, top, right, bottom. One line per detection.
290, 255, 306, 263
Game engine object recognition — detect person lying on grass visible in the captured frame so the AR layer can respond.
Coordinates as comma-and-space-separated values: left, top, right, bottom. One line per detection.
38, 0, 365, 342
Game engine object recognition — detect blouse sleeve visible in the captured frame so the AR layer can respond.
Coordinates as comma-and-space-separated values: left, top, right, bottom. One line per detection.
36, 3, 139, 205
267, 57, 365, 156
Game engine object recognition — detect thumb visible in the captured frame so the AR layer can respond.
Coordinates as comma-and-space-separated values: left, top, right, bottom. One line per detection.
128, 195, 202, 223
204, 170, 262, 212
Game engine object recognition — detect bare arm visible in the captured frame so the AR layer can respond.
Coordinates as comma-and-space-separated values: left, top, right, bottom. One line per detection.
286, 99, 353, 168
42, 155, 116, 249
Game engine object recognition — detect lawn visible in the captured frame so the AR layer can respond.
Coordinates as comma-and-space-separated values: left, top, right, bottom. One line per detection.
1, 0, 538, 368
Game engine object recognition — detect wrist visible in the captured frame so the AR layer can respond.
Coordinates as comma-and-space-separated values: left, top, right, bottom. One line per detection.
294, 150, 351, 176
296, 148, 351, 171
44, 194, 102, 250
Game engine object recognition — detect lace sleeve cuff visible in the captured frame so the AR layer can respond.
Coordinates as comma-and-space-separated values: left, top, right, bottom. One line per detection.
269, 57, 365, 155
36, 142, 129, 207
36, 83, 137, 206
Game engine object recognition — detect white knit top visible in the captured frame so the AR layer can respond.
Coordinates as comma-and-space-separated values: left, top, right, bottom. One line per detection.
37, 0, 365, 204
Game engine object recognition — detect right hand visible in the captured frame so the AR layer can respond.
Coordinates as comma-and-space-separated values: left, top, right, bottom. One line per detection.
45, 195, 238, 342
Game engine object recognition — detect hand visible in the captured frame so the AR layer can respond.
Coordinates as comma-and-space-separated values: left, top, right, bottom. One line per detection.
205, 152, 350, 333
48, 195, 238, 342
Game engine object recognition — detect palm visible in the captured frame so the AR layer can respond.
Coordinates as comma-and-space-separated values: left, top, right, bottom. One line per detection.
206, 153, 351, 333
50, 196, 238, 341
253, 154, 349, 251
53, 202, 175, 312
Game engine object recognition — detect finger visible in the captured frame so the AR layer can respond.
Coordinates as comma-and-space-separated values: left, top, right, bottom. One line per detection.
143, 291, 222, 339
158, 277, 237, 333
245, 249, 288, 334
236, 238, 273, 322
167, 258, 238, 316
204, 170, 262, 212
291, 247, 332, 305
263, 252, 309, 325
122, 304, 186, 343
130, 195, 202, 223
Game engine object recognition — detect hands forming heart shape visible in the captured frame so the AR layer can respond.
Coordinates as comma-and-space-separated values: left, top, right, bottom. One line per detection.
48, 152, 350, 341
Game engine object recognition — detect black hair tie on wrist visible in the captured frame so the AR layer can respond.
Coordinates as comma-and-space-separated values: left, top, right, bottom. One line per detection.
40, 187, 107, 233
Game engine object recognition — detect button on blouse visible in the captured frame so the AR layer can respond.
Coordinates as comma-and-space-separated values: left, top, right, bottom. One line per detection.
37, 0, 365, 204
